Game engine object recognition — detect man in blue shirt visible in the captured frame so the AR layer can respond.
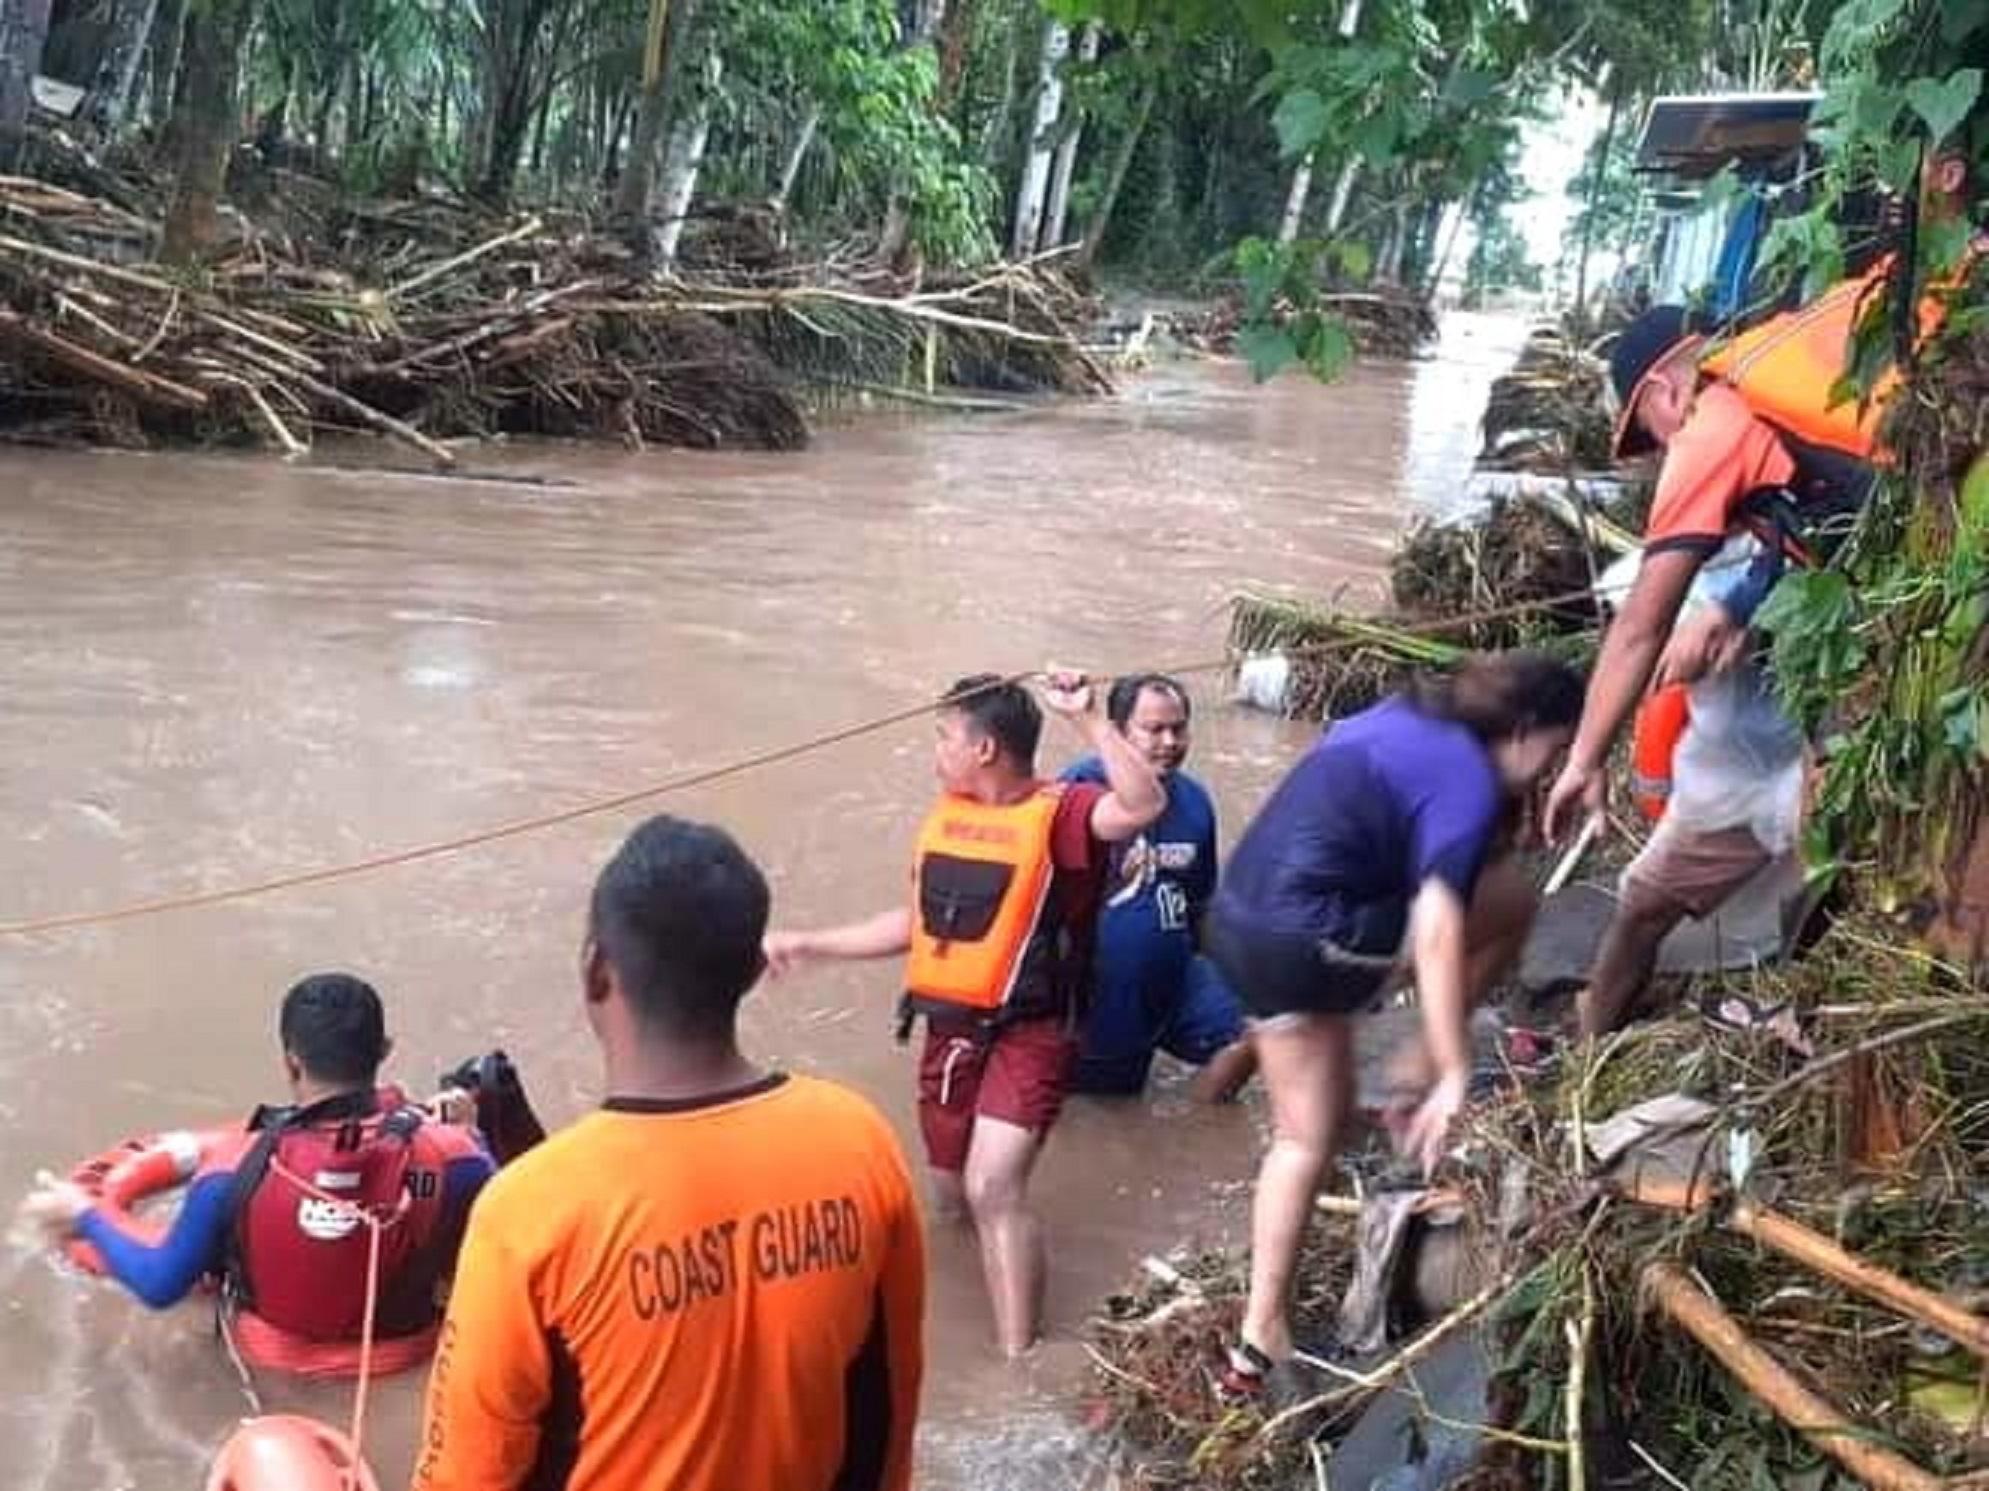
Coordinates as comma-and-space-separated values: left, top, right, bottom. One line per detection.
1064, 674, 1251, 1100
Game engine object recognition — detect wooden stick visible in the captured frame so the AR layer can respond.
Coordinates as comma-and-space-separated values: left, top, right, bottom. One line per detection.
0, 231, 179, 296
475, 316, 578, 371
1642, 1261, 1943, 1491
1253, 1278, 1506, 1444
386, 215, 543, 303
373, 279, 596, 376
0, 310, 208, 409
199, 372, 308, 457
1623, 1175, 1989, 1358
665, 287, 1081, 347
1566, 1263, 1594, 1491
1736, 1200, 1989, 1360
1542, 814, 1600, 897
133, 288, 180, 364
231, 347, 456, 467
1742, 1012, 1984, 1113
195, 310, 327, 374
53, 292, 141, 350
836, 380, 1028, 414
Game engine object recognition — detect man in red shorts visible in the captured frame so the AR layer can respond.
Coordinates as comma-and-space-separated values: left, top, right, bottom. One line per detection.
766, 671, 1163, 1356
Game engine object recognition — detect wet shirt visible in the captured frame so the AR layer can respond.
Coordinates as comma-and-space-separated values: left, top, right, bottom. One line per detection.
1213, 698, 1502, 946
1044, 779, 1110, 1008
411, 1073, 925, 1491
76, 1094, 489, 1321
1644, 383, 1797, 559
1061, 757, 1216, 1004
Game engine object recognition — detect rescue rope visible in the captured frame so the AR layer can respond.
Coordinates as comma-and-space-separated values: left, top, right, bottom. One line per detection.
0, 572, 1679, 940
259, 1152, 411, 1491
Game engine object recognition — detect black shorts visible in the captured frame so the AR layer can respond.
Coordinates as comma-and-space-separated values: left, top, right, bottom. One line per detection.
1205, 909, 1399, 1020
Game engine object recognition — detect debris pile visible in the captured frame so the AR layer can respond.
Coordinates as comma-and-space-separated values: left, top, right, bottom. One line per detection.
0, 165, 1109, 464
1226, 490, 1625, 720
1479, 325, 1616, 472
1089, 923, 1989, 1489
1160, 289, 1437, 361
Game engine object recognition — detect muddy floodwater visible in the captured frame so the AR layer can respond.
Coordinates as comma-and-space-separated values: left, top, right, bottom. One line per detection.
0, 314, 1523, 1490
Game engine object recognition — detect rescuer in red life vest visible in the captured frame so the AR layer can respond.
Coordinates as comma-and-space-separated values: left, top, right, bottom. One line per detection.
18, 973, 495, 1378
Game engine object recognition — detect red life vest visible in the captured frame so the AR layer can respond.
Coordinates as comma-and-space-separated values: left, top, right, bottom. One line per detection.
1631, 682, 1691, 824
227, 1087, 445, 1343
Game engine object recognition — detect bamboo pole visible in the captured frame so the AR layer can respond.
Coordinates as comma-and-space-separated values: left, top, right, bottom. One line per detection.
1624, 1176, 1989, 1359
0, 231, 180, 295
1566, 1263, 1594, 1491
1643, 1261, 1942, 1491
0, 309, 208, 408
385, 215, 543, 303
199, 371, 307, 456
231, 347, 456, 467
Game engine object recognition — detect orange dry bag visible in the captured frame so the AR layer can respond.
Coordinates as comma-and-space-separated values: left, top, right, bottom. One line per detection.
1631, 683, 1690, 824
903, 787, 1062, 1022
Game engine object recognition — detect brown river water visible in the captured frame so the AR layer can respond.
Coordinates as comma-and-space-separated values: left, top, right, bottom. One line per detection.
0, 313, 1523, 1491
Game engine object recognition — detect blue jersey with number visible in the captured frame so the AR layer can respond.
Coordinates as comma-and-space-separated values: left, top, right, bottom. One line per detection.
1061, 757, 1218, 1006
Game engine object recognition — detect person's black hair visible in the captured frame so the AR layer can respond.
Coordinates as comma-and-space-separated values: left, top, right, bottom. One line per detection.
589, 814, 771, 1040
1106, 673, 1192, 729
1406, 651, 1586, 743
279, 973, 388, 1086
939, 674, 1042, 766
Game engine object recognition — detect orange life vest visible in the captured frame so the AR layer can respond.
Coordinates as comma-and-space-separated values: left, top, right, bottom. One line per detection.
1630, 682, 1691, 824
1699, 264, 1896, 461
1701, 250, 1968, 461
903, 786, 1064, 1025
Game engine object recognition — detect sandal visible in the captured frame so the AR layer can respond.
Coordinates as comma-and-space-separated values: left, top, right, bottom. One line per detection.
1215, 1339, 1274, 1403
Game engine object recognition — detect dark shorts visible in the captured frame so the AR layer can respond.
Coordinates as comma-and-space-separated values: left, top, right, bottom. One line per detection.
917, 1015, 1076, 1173
1074, 956, 1247, 1096
1205, 910, 1399, 1021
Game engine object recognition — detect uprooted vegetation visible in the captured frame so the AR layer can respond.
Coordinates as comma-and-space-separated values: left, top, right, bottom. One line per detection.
0, 142, 1109, 465
1087, 924, 1989, 1490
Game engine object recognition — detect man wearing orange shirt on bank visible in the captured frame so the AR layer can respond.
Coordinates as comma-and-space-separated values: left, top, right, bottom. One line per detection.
764, 672, 1164, 1358
412, 815, 924, 1491
1546, 303, 1819, 1038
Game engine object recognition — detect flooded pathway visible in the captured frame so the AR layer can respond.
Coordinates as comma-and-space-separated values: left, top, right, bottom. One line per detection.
0, 314, 1523, 1490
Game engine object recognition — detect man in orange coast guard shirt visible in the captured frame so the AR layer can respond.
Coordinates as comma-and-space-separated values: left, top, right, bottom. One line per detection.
412, 815, 925, 1491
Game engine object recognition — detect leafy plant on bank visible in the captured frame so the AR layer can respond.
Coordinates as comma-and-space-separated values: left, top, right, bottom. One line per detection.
1754, 0, 1989, 917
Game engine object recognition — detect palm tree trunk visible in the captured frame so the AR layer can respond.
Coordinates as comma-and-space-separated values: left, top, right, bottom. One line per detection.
769, 104, 819, 219
1325, 155, 1360, 233
1076, 73, 1156, 268
1572, 83, 1622, 336
1278, 152, 1316, 245
160, 0, 252, 263
91, 0, 160, 136
655, 50, 720, 267
1009, 19, 1068, 258
613, 0, 687, 228
1040, 21, 1099, 250
0, 0, 53, 170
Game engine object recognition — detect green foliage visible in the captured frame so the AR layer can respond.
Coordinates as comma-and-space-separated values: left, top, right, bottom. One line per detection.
1739, 3, 1989, 906
1230, 233, 1362, 380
